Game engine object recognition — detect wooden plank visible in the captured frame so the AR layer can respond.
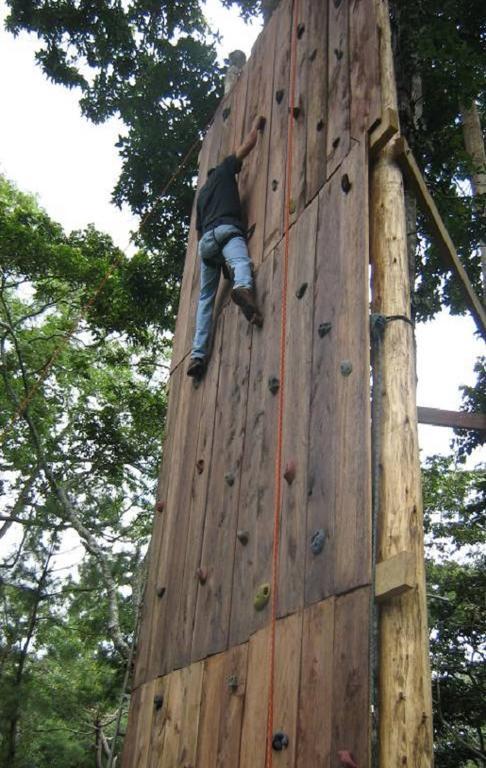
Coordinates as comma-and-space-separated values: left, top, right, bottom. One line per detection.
215, 643, 248, 768
272, 612, 303, 768
192, 304, 252, 661
147, 675, 171, 768
278, 197, 318, 618
238, 14, 277, 269
229, 250, 281, 647
296, 598, 335, 768
305, 0, 328, 203
350, 0, 382, 138
417, 405, 486, 431
289, 0, 309, 224
196, 654, 226, 767
375, 551, 416, 602
239, 624, 270, 768
133, 680, 155, 768
263, 0, 291, 256
332, 588, 370, 767
167, 314, 224, 672
393, 136, 486, 340
326, 0, 351, 178
177, 663, 204, 766
369, 106, 399, 157
306, 142, 371, 606
133, 366, 183, 688
121, 685, 142, 768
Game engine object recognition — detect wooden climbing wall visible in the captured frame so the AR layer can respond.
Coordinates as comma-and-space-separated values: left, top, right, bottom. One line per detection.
124, 0, 382, 764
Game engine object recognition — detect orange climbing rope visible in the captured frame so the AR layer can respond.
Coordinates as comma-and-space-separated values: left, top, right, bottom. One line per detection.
265, 1, 300, 765
0, 134, 203, 444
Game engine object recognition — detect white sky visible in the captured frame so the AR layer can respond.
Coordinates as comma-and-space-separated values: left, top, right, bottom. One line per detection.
0, 0, 484, 466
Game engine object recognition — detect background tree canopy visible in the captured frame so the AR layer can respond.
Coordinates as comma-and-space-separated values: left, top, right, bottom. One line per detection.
1, 0, 485, 765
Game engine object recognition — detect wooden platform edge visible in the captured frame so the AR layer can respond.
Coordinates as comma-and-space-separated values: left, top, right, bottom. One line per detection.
417, 406, 486, 431
393, 136, 486, 341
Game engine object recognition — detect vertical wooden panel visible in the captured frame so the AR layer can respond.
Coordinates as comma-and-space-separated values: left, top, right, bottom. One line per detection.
229, 250, 281, 648
272, 612, 303, 767
167, 315, 224, 673
161, 664, 204, 766
278, 198, 318, 619
121, 685, 142, 768
332, 588, 370, 766
133, 366, 183, 688
239, 625, 269, 768
289, 0, 309, 223
134, 680, 155, 768
296, 598, 335, 768
147, 675, 171, 768
192, 304, 252, 661
350, 0, 381, 136
326, 0, 351, 177
263, 0, 291, 256
238, 16, 277, 268
305, 0, 328, 202
305, 142, 371, 606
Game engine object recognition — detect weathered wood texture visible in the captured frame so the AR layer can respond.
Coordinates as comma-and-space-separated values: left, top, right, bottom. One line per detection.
127, 0, 382, 764
123, 593, 370, 768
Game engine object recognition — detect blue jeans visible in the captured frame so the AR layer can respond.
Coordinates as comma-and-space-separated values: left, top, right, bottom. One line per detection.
192, 225, 253, 359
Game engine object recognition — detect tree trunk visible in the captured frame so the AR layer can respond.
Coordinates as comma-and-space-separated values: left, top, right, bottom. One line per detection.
460, 100, 486, 297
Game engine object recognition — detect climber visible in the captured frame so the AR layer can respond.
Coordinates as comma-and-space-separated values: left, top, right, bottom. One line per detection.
187, 114, 266, 381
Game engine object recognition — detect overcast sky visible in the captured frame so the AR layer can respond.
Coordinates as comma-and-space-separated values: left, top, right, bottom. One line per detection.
0, 0, 483, 463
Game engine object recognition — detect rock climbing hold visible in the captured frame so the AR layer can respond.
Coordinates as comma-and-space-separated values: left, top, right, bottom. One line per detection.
254, 582, 271, 611
333, 136, 340, 149
157, 586, 166, 598
316, 118, 324, 132
318, 321, 332, 337
225, 471, 235, 487
341, 174, 352, 194
268, 375, 280, 395
196, 459, 205, 474
196, 567, 207, 585
153, 694, 164, 710
275, 88, 284, 104
272, 732, 289, 751
222, 106, 231, 122
271, 179, 279, 191
227, 675, 238, 692
292, 105, 301, 119
334, 48, 344, 61
284, 460, 296, 485
340, 360, 353, 376
237, 529, 249, 545
309, 48, 317, 62
297, 22, 305, 38
338, 750, 358, 768
296, 282, 308, 299
311, 529, 326, 555
334, 0, 343, 7
289, 198, 297, 214
156, 500, 165, 513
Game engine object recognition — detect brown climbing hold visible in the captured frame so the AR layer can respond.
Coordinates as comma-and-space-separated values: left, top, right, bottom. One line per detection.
222, 106, 231, 121
196, 567, 207, 585
271, 179, 279, 191
338, 750, 358, 768
157, 586, 166, 598
296, 282, 308, 299
318, 321, 332, 338
333, 136, 340, 149
334, 48, 343, 60
227, 675, 238, 692
292, 105, 301, 119
156, 500, 165, 513
224, 471, 235, 487
284, 460, 296, 485
275, 88, 284, 104
268, 375, 280, 395
297, 22, 305, 38
316, 119, 324, 132
196, 459, 205, 474
153, 694, 164, 710
341, 174, 352, 194
237, 529, 249, 545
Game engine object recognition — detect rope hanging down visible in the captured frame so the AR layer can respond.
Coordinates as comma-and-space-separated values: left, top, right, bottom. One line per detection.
0, 132, 204, 445
265, 1, 300, 765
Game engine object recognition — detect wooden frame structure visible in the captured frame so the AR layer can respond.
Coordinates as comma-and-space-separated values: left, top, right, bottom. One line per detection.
121, 1, 483, 766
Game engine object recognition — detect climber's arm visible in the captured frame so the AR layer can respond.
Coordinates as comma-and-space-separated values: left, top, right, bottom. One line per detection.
235, 115, 266, 162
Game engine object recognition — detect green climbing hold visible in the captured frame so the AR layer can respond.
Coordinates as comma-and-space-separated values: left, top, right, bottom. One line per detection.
254, 582, 271, 611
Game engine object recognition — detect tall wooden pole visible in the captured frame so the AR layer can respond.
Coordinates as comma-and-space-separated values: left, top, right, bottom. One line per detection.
370, 1, 434, 766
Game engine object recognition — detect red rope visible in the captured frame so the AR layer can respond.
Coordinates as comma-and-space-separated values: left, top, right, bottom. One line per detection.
264, 1, 300, 765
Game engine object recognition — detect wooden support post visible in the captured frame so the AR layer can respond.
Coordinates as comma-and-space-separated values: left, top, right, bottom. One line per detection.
417, 406, 486, 431
371, 1, 434, 766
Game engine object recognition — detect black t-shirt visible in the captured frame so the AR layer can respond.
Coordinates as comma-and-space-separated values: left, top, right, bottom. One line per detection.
196, 154, 243, 235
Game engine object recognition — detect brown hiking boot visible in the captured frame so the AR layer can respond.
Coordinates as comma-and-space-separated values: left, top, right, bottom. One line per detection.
231, 287, 263, 327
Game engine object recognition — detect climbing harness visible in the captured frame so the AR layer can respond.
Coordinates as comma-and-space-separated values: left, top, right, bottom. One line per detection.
369, 311, 415, 767
264, 0, 300, 764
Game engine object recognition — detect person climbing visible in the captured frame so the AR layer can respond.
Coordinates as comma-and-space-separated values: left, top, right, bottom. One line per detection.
187, 114, 266, 381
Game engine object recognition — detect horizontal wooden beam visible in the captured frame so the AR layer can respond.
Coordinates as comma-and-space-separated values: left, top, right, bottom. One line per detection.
369, 107, 399, 157
393, 137, 486, 341
375, 551, 416, 603
418, 406, 486, 431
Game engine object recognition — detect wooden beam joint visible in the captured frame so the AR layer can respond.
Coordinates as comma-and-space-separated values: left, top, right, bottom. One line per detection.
369, 107, 399, 158
375, 551, 416, 602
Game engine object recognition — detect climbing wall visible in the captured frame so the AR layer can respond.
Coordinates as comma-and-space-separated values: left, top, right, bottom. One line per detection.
123, 0, 382, 764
